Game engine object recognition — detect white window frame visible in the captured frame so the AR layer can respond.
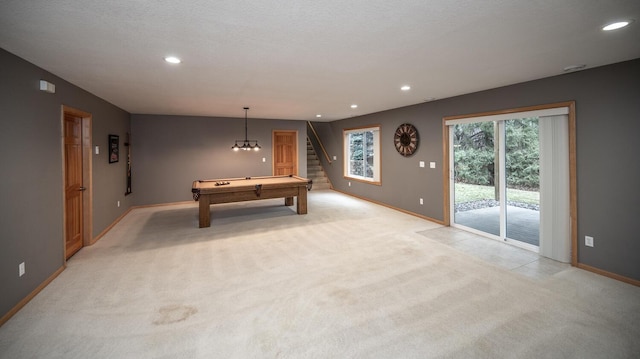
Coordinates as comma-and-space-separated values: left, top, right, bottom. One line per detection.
343, 125, 381, 184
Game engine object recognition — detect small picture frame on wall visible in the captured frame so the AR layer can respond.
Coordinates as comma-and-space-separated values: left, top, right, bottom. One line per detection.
109, 134, 119, 163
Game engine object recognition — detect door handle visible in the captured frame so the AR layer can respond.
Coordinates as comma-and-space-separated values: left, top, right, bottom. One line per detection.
78, 187, 86, 191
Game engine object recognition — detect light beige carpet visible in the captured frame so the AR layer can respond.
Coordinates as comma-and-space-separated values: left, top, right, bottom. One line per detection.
1, 190, 639, 358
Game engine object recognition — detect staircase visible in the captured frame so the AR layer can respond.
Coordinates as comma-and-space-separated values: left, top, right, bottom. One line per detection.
306, 138, 331, 190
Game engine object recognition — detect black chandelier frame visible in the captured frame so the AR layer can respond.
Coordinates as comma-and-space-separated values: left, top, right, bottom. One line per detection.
232, 107, 261, 151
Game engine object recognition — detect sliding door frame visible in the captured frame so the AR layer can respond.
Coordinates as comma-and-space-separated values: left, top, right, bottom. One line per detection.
442, 101, 577, 265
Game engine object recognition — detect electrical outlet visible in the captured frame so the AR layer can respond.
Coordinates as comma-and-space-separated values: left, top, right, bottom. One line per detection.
420, 198, 423, 205
262, 157, 266, 163
117, 200, 120, 207
333, 155, 337, 160
419, 161, 425, 168
585, 236, 594, 247
348, 182, 351, 187
19, 262, 25, 277
430, 162, 436, 169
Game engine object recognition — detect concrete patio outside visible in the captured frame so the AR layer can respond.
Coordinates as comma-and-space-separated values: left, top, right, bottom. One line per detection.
454, 205, 540, 246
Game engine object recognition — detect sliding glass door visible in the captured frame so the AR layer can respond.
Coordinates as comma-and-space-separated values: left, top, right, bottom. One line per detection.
452, 121, 501, 238
448, 106, 571, 260
504, 118, 540, 247
451, 118, 539, 250
447, 105, 572, 261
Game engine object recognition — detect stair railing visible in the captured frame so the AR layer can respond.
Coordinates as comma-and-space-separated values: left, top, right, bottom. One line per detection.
307, 121, 332, 165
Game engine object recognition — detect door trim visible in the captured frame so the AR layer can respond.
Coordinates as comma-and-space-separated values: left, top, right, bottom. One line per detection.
61, 105, 93, 260
442, 101, 577, 265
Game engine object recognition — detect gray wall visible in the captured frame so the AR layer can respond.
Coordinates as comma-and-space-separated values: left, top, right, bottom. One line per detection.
313, 58, 640, 281
0, 49, 131, 319
131, 114, 307, 206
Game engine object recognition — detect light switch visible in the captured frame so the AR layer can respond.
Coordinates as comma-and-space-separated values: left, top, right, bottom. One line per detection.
419, 161, 425, 168
95, 146, 100, 155
262, 157, 266, 163
430, 162, 436, 169
333, 156, 337, 161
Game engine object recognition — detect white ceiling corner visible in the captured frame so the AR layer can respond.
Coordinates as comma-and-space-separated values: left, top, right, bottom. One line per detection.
1, 0, 639, 121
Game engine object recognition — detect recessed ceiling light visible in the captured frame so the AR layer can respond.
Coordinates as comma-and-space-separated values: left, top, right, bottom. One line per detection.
316, 114, 322, 118
563, 64, 586, 72
602, 20, 632, 31
164, 56, 182, 64
401, 85, 411, 91
350, 104, 358, 109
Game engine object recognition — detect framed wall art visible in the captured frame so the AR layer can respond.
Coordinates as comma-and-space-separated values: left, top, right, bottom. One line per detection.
109, 134, 119, 163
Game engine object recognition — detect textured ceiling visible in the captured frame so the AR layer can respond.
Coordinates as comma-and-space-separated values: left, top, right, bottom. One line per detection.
1, 0, 639, 121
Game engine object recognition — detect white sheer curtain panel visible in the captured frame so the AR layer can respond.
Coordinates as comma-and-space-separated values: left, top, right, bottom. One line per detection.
538, 114, 571, 262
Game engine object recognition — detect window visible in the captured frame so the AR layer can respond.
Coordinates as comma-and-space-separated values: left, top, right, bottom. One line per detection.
344, 126, 381, 184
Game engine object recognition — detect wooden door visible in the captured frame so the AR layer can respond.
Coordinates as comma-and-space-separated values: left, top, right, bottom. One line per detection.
273, 131, 298, 175
64, 113, 84, 259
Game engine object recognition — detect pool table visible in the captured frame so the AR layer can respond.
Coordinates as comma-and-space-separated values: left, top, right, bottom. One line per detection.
191, 175, 312, 228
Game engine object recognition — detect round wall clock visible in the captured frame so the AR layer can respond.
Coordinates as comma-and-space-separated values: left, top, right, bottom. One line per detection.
394, 123, 419, 157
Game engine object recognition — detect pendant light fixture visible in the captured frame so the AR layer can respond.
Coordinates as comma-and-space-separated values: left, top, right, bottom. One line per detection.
231, 107, 261, 151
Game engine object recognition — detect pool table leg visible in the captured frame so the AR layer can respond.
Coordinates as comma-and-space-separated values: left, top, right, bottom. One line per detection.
199, 194, 211, 228
284, 197, 294, 206
297, 187, 307, 214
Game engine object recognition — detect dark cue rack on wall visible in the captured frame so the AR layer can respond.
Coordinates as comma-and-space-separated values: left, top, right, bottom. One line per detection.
124, 132, 132, 196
